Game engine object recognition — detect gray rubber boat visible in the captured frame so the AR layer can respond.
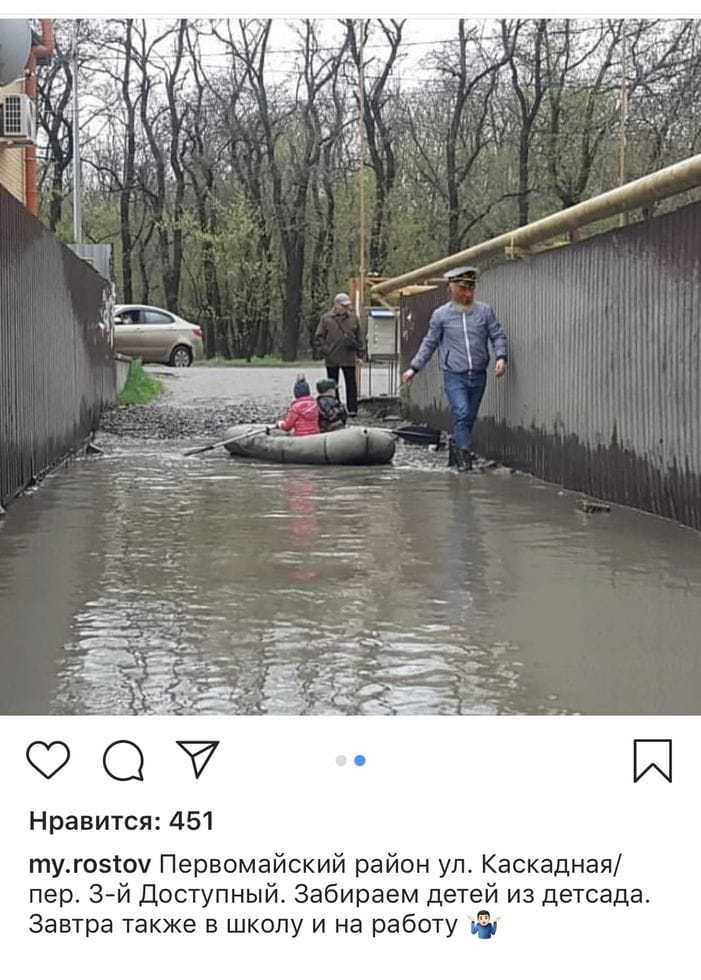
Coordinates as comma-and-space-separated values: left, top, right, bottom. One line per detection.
223, 425, 396, 465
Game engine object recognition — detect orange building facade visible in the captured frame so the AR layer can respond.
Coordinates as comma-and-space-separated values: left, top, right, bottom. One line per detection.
0, 20, 54, 214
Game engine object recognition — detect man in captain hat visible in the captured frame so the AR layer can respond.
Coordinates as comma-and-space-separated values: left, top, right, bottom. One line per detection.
401, 266, 508, 471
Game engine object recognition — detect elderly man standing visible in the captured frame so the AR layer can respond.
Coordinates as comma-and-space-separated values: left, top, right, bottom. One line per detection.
402, 266, 507, 471
315, 292, 363, 417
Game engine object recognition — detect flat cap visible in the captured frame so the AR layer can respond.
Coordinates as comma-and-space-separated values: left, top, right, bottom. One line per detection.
444, 265, 478, 284
334, 292, 352, 306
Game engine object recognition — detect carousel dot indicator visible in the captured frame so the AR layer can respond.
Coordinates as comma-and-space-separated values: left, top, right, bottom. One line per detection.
336, 755, 347, 766
354, 754, 366, 767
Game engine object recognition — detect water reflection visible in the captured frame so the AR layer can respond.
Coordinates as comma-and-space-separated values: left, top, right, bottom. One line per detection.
0, 437, 700, 714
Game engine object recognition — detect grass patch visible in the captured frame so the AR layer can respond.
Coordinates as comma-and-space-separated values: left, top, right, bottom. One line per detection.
119, 359, 164, 406
199, 355, 318, 368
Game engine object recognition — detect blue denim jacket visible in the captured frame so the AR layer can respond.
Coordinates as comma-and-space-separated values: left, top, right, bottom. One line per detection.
409, 300, 508, 375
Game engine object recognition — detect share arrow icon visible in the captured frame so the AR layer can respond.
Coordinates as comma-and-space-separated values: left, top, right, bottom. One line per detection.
176, 741, 220, 779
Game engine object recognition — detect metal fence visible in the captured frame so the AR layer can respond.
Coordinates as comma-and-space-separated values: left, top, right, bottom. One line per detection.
0, 186, 116, 507
401, 200, 701, 529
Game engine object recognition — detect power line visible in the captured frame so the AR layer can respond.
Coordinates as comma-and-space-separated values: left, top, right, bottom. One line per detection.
64, 18, 695, 62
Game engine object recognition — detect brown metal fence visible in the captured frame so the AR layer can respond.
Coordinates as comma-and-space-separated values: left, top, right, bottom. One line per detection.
0, 186, 116, 507
401, 200, 701, 529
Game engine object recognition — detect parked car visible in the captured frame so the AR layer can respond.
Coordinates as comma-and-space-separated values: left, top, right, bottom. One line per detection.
113, 304, 204, 367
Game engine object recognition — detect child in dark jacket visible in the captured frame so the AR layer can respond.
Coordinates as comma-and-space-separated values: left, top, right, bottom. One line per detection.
276, 376, 321, 436
316, 378, 348, 432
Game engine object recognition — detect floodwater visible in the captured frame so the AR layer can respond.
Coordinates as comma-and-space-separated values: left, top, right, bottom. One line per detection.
1, 421, 700, 715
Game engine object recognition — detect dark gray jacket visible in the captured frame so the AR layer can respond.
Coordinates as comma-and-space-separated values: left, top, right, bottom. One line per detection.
410, 300, 508, 374
315, 309, 363, 367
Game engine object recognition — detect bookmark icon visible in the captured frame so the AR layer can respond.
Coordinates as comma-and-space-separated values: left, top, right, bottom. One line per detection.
633, 739, 672, 783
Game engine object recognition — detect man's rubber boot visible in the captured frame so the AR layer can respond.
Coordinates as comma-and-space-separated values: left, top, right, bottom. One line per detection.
449, 440, 472, 471
448, 439, 458, 468
456, 448, 472, 472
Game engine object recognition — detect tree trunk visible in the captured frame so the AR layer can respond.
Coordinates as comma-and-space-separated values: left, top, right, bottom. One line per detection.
282, 241, 305, 361
518, 130, 530, 226
120, 19, 136, 303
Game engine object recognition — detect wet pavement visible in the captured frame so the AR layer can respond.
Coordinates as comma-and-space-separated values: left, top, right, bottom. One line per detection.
1, 366, 700, 715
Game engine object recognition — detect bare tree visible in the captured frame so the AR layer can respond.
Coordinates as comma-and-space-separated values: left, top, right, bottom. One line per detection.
305, 40, 352, 344
209, 18, 278, 356
182, 23, 225, 355
229, 19, 347, 360
501, 18, 548, 226
405, 21, 511, 253
116, 19, 139, 302
543, 20, 623, 214
92, 18, 143, 301
624, 19, 701, 219
345, 19, 404, 273
135, 18, 190, 311
36, 33, 74, 232
37, 16, 701, 357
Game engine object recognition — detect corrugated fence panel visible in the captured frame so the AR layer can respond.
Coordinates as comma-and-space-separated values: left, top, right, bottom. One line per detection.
401, 200, 701, 529
0, 186, 116, 506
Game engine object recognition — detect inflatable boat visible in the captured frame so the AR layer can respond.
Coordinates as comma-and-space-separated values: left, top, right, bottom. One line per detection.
223, 425, 396, 466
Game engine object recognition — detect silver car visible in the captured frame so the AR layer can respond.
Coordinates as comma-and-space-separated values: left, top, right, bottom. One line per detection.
114, 304, 204, 367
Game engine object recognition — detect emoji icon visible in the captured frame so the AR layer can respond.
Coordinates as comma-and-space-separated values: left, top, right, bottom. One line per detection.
471, 910, 498, 939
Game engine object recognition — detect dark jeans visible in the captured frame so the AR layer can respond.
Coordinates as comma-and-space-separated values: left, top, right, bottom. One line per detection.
327, 364, 358, 414
443, 369, 487, 450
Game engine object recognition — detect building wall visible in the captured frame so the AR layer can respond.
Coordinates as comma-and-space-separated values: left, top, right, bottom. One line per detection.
0, 186, 116, 507
400, 200, 701, 529
0, 81, 26, 205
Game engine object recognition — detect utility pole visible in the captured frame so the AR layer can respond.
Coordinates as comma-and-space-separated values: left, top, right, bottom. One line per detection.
72, 18, 82, 243
618, 29, 628, 227
357, 19, 366, 316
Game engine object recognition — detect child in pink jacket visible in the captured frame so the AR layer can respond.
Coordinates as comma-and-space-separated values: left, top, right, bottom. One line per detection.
276, 376, 321, 436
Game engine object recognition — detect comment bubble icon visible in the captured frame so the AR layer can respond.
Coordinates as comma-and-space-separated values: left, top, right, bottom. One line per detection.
103, 740, 145, 782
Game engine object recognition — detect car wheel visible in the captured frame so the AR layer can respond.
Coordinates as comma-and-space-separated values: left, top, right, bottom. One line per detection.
170, 345, 193, 367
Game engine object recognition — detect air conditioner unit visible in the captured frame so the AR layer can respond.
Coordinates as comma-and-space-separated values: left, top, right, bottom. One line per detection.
0, 93, 36, 145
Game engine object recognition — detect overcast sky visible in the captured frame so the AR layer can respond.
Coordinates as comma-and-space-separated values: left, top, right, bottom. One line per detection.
49, 18, 506, 90
5, 4, 696, 20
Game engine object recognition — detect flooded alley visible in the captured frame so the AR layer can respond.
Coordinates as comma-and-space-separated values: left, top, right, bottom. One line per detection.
1, 367, 700, 715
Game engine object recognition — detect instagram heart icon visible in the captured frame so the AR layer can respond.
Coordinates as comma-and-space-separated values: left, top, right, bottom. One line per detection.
26, 741, 71, 779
